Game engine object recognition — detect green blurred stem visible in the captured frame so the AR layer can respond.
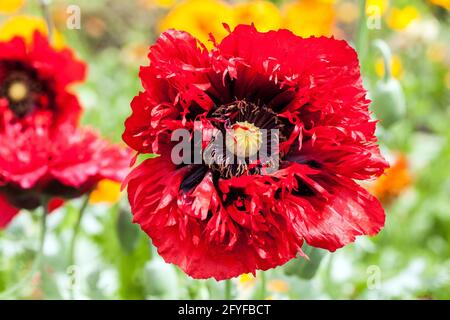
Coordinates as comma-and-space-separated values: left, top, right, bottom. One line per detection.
356, 0, 368, 68
224, 279, 232, 300
68, 195, 90, 300
68, 195, 90, 267
39, 201, 49, 273
259, 272, 267, 300
39, 0, 53, 40
372, 40, 393, 81
0, 198, 49, 299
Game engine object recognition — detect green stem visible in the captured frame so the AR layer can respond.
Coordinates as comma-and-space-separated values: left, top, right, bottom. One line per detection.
39, 202, 48, 273
356, 0, 368, 69
0, 199, 49, 299
259, 272, 267, 300
224, 279, 232, 300
68, 195, 90, 299
39, 0, 53, 40
373, 39, 393, 81
68, 196, 90, 267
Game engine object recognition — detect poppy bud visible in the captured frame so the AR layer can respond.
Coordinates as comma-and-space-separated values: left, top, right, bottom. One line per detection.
370, 40, 406, 128
371, 77, 406, 128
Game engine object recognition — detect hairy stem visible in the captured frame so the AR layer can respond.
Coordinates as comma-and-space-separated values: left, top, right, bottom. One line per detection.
68, 195, 90, 299
259, 271, 267, 300
39, 0, 54, 40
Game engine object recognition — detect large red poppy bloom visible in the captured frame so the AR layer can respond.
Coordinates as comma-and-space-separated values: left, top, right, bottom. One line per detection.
0, 32, 86, 129
123, 25, 388, 280
0, 120, 131, 228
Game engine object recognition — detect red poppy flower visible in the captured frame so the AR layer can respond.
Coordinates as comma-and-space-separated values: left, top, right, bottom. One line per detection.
0, 120, 131, 228
0, 32, 86, 130
123, 25, 388, 280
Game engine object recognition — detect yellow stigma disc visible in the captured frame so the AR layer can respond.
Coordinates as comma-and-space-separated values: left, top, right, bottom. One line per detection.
8, 81, 28, 102
226, 121, 263, 158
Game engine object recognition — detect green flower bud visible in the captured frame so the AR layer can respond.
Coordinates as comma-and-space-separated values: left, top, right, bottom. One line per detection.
371, 77, 406, 128
370, 40, 406, 128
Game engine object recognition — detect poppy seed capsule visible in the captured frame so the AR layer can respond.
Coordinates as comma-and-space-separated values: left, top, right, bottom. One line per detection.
7, 81, 28, 102
225, 121, 263, 158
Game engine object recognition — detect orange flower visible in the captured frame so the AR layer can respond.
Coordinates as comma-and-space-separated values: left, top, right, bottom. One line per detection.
371, 154, 412, 203
89, 179, 123, 204
428, 0, 450, 10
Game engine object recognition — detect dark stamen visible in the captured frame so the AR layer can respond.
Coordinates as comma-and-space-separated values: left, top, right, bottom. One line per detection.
205, 100, 284, 179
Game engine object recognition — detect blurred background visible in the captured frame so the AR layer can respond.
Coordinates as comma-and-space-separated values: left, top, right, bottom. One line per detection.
0, 0, 449, 299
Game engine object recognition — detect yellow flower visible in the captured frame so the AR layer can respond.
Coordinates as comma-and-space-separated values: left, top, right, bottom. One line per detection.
366, 0, 389, 15
387, 6, 420, 30
370, 154, 412, 204
159, 0, 234, 46
428, 0, 450, 10
89, 179, 123, 205
375, 55, 403, 79
283, 0, 336, 37
267, 279, 289, 293
234, 1, 282, 32
0, 15, 64, 49
0, 0, 25, 14
238, 273, 256, 288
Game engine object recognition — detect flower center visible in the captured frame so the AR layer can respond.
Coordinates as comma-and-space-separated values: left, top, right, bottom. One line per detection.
0, 68, 44, 118
226, 121, 263, 158
7, 81, 29, 102
205, 100, 285, 179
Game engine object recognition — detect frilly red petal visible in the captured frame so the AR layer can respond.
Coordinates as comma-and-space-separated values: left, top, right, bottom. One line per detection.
0, 193, 19, 229
0, 121, 131, 210
29, 32, 87, 87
